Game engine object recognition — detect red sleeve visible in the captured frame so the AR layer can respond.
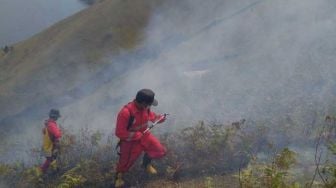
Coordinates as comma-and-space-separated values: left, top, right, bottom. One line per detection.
47, 122, 62, 142
149, 110, 166, 123
115, 108, 142, 141
148, 110, 157, 122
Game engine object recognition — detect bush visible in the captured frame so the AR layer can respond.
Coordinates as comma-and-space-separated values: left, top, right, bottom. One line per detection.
239, 147, 298, 188
0, 120, 284, 187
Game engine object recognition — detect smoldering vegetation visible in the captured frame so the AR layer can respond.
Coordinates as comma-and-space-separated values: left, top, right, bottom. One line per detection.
1, 0, 336, 187
1, 117, 336, 187
1, 0, 336, 161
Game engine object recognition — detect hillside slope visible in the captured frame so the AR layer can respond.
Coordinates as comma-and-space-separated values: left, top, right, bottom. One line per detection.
0, 0, 162, 127
1, 0, 336, 164
0, 0, 167, 163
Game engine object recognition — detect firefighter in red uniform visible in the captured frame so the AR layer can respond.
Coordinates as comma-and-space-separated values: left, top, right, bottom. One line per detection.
114, 89, 167, 187
38, 109, 62, 175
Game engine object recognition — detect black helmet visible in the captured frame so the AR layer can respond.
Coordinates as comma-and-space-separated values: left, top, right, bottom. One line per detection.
49, 109, 61, 119
135, 89, 158, 106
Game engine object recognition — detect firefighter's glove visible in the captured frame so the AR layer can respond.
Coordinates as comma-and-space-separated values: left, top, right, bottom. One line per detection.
157, 114, 166, 123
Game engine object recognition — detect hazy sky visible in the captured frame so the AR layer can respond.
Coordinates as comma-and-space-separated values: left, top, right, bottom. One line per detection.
0, 0, 86, 46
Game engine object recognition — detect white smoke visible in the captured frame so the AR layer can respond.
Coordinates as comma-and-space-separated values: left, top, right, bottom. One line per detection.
2, 0, 336, 164
61, 0, 336, 132
99, 0, 336, 129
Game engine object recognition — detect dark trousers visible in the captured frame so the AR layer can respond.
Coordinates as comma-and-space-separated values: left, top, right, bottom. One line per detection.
40, 157, 54, 172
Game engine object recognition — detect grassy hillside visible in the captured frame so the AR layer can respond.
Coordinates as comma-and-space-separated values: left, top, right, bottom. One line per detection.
0, 0, 162, 123
1, 0, 336, 186
1, 119, 336, 187
0, 0, 170, 166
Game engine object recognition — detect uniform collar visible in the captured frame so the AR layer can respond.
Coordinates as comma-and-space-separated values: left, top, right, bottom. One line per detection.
130, 100, 148, 113
47, 118, 56, 123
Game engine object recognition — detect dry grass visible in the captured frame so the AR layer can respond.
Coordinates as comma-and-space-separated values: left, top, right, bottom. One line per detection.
145, 174, 239, 188
0, 0, 164, 124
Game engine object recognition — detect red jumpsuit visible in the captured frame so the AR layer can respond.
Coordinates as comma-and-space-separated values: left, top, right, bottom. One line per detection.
41, 119, 62, 172
115, 101, 166, 173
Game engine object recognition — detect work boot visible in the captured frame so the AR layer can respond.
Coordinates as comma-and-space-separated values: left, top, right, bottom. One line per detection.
146, 164, 157, 175
142, 153, 158, 175
115, 172, 125, 188
34, 167, 43, 177
34, 167, 45, 182
50, 160, 57, 170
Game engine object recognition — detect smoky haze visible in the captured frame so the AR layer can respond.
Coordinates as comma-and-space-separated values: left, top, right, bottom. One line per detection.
61, 0, 336, 140
98, 0, 336, 126
1, 0, 336, 164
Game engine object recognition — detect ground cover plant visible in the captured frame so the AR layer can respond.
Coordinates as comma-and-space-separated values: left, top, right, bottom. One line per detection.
1, 116, 336, 188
